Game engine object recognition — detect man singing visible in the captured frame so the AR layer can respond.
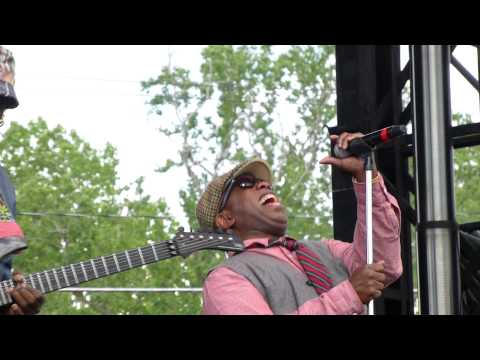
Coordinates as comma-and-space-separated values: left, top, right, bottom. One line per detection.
197, 132, 402, 314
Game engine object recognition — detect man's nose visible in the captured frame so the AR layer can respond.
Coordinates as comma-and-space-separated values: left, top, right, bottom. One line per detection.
256, 180, 272, 190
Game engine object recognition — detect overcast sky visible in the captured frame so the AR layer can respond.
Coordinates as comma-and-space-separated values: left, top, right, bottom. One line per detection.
4, 45, 206, 224
2, 45, 479, 226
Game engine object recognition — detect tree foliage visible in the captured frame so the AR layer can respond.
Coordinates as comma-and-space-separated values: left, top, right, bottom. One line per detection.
140, 46, 339, 314
142, 45, 337, 240
1, 119, 211, 314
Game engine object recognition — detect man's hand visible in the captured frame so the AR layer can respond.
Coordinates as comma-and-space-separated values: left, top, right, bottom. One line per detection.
319, 132, 378, 182
4, 272, 44, 315
349, 261, 386, 304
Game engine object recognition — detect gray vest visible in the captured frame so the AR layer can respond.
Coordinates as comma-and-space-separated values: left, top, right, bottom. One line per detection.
208, 240, 350, 314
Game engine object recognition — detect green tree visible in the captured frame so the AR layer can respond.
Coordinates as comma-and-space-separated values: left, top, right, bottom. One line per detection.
1, 118, 208, 314
141, 46, 338, 311
142, 45, 337, 240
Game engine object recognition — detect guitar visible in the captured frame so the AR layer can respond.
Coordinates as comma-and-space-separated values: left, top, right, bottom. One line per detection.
0, 227, 244, 306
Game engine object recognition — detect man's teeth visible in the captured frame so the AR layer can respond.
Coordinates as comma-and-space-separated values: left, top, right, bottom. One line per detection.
260, 194, 277, 205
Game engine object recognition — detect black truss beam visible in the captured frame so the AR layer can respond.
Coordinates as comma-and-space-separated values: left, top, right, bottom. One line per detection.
399, 122, 480, 156
451, 55, 480, 91
334, 45, 414, 315
381, 46, 458, 129
335, 45, 480, 315
478, 46, 480, 107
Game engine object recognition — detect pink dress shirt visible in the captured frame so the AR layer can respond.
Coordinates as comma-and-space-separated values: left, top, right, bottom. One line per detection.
202, 174, 402, 315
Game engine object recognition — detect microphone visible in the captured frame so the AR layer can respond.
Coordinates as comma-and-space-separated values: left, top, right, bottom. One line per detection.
333, 125, 407, 159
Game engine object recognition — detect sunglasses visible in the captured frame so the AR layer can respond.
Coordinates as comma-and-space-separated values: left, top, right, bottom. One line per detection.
218, 173, 267, 212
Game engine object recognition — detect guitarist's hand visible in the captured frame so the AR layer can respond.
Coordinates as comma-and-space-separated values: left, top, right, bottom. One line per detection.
4, 272, 44, 315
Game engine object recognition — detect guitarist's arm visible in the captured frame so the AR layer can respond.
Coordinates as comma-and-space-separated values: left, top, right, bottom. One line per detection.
0, 47, 45, 315
0, 272, 44, 315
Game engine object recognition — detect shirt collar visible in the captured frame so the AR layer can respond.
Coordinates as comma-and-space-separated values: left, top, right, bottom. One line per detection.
243, 234, 297, 250
243, 237, 271, 249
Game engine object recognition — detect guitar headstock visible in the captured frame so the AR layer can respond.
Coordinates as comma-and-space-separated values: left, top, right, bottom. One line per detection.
173, 227, 244, 257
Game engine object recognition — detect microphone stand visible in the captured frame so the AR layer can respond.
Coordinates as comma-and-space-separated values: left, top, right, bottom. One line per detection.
332, 136, 380, 315
363, 152, 375, 315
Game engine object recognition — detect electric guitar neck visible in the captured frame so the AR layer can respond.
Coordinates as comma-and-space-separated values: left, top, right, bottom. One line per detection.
0, 227, 243, 306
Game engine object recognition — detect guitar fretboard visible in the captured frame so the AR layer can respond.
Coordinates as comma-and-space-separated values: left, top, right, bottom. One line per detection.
0, 241, 172, 306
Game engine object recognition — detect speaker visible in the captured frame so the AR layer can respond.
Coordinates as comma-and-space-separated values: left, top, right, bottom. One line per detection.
460, 223, 480, 314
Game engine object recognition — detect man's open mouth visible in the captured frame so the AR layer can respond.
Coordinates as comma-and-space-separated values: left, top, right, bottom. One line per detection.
259, 192, 281, 207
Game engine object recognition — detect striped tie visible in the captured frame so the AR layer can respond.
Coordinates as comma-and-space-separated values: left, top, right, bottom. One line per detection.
280, 238, 333, 295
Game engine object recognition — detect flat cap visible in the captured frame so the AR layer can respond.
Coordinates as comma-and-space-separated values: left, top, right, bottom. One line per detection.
196, 158, 272, 230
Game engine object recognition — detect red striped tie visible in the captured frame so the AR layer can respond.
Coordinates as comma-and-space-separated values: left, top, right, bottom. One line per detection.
280, 238, 333, 295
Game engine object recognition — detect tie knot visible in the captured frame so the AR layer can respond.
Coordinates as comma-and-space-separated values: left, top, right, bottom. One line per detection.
265, 237, 298, 251
281, 238, 298, 251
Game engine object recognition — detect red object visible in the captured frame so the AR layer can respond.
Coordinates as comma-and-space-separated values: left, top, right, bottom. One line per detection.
380, 127, 389, 142
0, 221, 24, 239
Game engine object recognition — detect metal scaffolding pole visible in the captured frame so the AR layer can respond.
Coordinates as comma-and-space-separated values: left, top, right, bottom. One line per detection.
410, 45, 462, 314
58, 287, 203, 293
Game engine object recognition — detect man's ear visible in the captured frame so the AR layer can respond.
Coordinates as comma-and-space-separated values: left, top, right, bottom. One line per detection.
215, 210, 235, 230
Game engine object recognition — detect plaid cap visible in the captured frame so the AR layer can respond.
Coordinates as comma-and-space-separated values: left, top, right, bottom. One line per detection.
196, 158, 272, 230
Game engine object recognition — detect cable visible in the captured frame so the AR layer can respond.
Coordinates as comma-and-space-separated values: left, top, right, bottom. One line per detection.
16, 210, 339, 222
57, 287, 202, 293
16, 211, 170, 220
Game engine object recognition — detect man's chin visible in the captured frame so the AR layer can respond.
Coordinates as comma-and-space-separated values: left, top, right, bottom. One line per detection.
271, 218, 288, 236
271, 228, 288, 238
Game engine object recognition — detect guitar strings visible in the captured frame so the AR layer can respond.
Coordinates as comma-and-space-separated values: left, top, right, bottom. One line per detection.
0, 237, 210, 302
2, 242, 171, 291
0, 234, 236, 300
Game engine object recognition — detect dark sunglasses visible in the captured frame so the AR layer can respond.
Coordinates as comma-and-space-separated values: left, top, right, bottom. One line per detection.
218, 173, 266, 212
